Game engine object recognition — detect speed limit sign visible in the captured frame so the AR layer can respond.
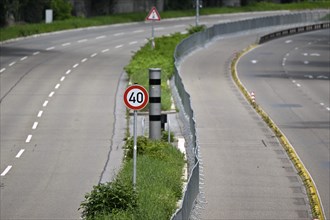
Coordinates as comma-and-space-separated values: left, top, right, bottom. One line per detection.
124, 85, 149, 110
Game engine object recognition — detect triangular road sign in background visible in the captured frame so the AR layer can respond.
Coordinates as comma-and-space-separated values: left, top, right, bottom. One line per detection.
146, 7, 161, 21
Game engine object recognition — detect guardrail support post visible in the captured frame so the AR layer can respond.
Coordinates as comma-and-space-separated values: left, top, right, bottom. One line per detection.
149, 68, 161, 140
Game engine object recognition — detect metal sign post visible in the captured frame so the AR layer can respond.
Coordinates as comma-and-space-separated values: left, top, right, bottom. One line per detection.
123, 85, 149, 190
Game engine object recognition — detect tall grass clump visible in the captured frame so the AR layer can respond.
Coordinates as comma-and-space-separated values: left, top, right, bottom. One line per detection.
80, 136, 185, 220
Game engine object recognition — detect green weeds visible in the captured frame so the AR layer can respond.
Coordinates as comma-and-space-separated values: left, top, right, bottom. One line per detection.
80, 136, 185, 220
124, 33, 189, 111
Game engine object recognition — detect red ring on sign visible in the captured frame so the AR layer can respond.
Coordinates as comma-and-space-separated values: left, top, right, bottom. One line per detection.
124, 85, 149, 110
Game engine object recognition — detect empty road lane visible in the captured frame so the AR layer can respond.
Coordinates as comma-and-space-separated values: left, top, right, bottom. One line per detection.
237, 29, 330, 218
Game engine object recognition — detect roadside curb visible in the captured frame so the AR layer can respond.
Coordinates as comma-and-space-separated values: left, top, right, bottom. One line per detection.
231, 45, 325, 220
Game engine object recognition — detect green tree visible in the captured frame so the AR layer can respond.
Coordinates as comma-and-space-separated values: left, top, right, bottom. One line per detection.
51, 0, 72, 20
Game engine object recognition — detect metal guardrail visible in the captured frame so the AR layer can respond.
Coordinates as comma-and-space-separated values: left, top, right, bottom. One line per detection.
171, 10, 329, 220
259, 22, 330, 43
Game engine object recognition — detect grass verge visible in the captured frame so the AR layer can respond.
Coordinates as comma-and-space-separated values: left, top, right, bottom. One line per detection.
1, 1, 329, 42
231, 45, 325, 220
80, 136, 185, 220
124, 32, 188, 111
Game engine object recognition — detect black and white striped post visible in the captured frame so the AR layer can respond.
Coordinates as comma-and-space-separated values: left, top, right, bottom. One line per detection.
149, 68, 161, 140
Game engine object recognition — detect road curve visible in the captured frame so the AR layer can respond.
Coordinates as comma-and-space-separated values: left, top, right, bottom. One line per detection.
0, 12, 289, 219
237, 29, 330, 219
180, 26, 315, 219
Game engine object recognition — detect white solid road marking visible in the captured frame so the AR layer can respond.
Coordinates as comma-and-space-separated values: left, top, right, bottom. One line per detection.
55, 84, 60, 89
81, 58, 88, 63
91, 53, 97, 57
102, 49, 109, 53
26, 135, 32, 143
49, 91, 55, 97
32, 122, 38, 129
33, 51, 40, 55
16, 149, 25, 158
0, 68, 5, 73
43, 100, 49, 107
46, 46, 55, 51
37, 110, 43, 117
1, 166, 12, 176
9, 61, 16, 66
62, 42, 71, 47
20, 56, 28, 61
115, 44, 123, 49
96, 35, 106, 40
60, 76, 65, 82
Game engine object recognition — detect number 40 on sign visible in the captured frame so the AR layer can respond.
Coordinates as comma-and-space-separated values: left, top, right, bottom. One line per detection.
124, 85, 149, 111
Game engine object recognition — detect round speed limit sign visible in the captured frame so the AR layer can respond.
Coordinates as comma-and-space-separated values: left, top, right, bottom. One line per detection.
124, 85, 149, 110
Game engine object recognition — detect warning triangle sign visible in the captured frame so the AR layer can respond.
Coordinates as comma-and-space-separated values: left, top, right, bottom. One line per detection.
146, 7, 161, 21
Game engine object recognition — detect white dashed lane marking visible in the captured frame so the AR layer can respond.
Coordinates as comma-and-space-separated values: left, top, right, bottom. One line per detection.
37, 111, 43, 118
0, 68, 6, 73
43, 100, 49, 107
15, 149, 25, 158
20, 56, 28, 61
96, 35, 106, 40
46, 46, 55, 51
25, 135, 32, 143
1, 166, 12, 176
49, 91, 55, 97
114, 32, 124, 36
77, 39, 88, 43
32, 122, 39, 130
9, 62, 16, 66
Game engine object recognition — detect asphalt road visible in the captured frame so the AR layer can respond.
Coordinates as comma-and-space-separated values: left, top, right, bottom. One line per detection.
180, 26, 316, 219
237, 29, 330, 219
0, 12, 288, 220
